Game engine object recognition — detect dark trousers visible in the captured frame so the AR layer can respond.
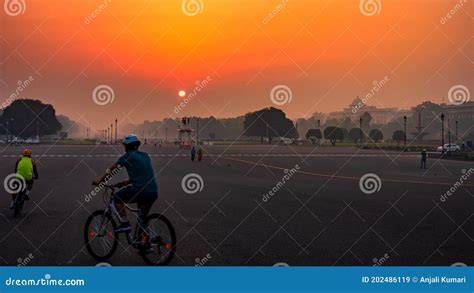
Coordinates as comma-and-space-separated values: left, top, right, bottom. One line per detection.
421, 160, 427, 169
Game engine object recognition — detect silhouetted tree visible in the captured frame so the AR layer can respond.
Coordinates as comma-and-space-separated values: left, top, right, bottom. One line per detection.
0, 99, 62, 138
243, 107, 296, 144
369, 129, 383, 143
305, 129, 322, 144
349, 127, 364, 143
392, 130, 406, 146
324, 126, 344, 146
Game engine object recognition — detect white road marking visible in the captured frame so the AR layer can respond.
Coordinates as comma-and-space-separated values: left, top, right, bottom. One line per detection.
0, 153, 426, 158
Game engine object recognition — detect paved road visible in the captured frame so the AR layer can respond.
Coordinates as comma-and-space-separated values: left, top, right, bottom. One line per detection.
0, 144, 473, 266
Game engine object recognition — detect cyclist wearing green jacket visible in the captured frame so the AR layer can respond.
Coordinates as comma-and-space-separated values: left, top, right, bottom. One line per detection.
10, 149, 39, 208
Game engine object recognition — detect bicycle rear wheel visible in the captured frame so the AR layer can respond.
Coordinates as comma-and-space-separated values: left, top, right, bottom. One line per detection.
84, 210, 119, 261
140, 214, 176, 266
13, 192, 24, 218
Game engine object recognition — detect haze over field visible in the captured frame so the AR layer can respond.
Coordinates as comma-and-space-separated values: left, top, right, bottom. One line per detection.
1, 0, 472, 129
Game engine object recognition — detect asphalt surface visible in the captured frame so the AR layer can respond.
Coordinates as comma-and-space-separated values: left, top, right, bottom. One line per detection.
0, 144, 473, 266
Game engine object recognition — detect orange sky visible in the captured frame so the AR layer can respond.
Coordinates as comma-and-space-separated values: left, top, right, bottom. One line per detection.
1, 0, 472, 129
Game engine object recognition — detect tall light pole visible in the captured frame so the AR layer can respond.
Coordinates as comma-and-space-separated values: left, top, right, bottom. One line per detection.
455, 120, 458, 141
115, 118, 118, 144
403, 116, 407, 149
110, 123, 113, 143
441, 114, 445, 153
196, 118, 200, 144
6, 118, 14, 142
448, 118, 451, 155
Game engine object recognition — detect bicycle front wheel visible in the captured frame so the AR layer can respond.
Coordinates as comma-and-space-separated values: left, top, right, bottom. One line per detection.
13, 192, 24, 218
140, 214, 176, 266
84, 210, 119, 261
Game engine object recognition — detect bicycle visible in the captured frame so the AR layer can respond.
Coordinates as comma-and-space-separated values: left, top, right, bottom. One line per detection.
12, 189, 26, 218
83, 185, 176, 265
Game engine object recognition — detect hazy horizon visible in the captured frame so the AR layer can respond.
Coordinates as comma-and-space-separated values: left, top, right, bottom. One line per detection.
1, 0, 472, 129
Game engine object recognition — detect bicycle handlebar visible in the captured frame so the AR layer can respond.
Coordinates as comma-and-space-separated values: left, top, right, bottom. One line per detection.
91, 182, 117, 190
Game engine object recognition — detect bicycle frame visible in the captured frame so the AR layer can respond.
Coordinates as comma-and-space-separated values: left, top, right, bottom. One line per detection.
99, 186, 150, 246
13, 189, 26, 217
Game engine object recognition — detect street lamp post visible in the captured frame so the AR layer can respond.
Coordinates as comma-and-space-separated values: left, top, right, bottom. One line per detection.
403, 116, 407, 149
441, 114, 445, 154
6, 118, 14, 143
455, 120, 458, 141
6, 120, 9, 143
196, 118, 200, 144
115, 119, 118, 144
448, 119, 451, 156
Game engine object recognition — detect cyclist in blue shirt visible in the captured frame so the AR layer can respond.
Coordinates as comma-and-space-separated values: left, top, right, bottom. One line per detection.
93, 134, 158, 233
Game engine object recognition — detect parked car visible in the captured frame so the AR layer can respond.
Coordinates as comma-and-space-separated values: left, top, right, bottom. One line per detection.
279, 137, 295, 145
437, 143, 461, 153
25, 138, 40, 144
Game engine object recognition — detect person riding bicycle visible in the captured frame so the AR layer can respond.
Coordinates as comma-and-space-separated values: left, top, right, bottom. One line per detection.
10, 149, 39, 208
93, 134, 158, 233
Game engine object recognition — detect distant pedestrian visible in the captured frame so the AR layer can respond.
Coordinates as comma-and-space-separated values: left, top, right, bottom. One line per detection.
191, 146, 196, 162
197, 148, 203, 162
420, 149, 427, 169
